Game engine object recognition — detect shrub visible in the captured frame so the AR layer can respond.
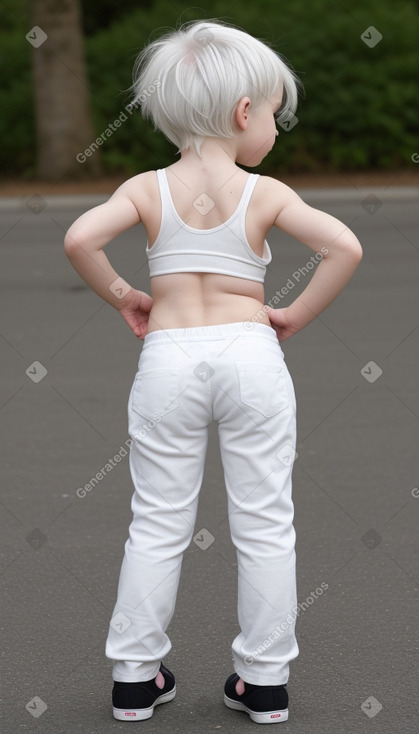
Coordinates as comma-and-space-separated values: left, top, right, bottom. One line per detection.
2, 0, 418, 176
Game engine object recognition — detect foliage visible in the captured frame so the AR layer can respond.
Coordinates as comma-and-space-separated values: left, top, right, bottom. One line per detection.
1, 0, 418, 176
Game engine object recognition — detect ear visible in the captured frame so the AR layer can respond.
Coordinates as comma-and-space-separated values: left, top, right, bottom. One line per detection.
234, 96, 251, 130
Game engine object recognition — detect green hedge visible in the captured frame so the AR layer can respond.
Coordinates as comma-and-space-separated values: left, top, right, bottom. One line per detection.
2, 0, 418, 177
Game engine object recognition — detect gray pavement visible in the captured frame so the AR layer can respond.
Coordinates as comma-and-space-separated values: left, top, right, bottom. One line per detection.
0, 188, 418, 733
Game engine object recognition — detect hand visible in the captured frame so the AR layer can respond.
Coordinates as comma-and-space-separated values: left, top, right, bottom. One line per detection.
115, 289, 153, 339
264, 306, 300, 342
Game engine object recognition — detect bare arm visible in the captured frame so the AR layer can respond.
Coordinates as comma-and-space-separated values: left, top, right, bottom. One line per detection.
265, 181, 363, 340
64, 179, 153, 338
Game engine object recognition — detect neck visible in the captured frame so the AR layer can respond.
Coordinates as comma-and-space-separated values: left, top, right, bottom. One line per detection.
179, 137, 238, 168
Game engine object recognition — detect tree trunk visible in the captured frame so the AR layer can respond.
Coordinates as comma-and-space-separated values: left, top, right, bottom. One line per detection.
30, 0, 101, 180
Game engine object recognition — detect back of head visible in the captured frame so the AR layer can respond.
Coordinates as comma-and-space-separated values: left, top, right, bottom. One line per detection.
130, 19, 303, 155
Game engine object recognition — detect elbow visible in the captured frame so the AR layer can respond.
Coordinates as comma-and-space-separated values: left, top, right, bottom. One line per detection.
64, 229, 83, 257
64, 237, 75, 257
347, 237, 363, 264
64, 229, 76, 253
321, 236, 363, 269
337, 235, 363, 264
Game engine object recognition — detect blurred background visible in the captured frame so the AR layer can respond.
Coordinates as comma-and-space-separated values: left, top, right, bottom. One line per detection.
1, 0, 418, 192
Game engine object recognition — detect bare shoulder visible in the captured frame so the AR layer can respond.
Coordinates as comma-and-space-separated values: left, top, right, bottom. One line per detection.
257, 175, 300, 207
110, 170, 159, 215
252, 175, 301, 228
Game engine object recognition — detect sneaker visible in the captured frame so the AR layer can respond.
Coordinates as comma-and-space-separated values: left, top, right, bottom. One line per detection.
224, 672, 289, 724
112, 662, 176, 721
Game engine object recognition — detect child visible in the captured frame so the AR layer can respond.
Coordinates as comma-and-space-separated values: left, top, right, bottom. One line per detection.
64, 19, 362, 724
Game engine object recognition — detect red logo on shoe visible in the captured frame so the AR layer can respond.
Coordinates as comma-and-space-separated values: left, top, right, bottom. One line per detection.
125, 713, 136, 717
271, 713, 282, 718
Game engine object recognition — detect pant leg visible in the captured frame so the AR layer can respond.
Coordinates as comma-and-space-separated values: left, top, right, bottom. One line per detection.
105, 340, 210, 682
211, 330, 299, 686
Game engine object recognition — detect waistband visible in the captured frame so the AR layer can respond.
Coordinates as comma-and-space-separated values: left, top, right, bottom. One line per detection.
143, 321, 277, 345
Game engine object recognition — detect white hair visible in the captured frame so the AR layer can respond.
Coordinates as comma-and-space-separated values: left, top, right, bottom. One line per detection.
129, 19, 303, 155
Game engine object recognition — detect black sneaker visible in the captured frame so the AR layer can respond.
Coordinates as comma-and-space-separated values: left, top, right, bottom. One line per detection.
112, 662, 176, 721
224, 672, 289, 724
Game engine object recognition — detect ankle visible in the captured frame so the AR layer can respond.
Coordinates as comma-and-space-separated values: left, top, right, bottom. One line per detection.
235, 677, 245, 695
155, 670, 165, 689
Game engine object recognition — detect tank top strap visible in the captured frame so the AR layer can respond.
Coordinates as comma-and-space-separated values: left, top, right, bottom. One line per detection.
153, 168, 180, 239
238, 173, 260, 210
156, 168, 172, 209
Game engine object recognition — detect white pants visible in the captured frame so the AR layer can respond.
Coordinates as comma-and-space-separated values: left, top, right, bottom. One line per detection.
105, 321, 299, 685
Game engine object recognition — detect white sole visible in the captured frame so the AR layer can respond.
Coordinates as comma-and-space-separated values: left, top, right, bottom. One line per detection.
224, 694, 288, 724
113, 686, 176, 721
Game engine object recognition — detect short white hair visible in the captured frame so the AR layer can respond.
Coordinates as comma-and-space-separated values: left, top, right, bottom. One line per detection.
129, 19, 303, 154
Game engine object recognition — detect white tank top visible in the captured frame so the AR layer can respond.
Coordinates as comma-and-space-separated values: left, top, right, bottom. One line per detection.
145, 168, 272, 283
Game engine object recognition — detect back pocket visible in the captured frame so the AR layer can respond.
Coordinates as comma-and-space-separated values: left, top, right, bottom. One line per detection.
235, 360, 290, 417
131, 367, 180, 422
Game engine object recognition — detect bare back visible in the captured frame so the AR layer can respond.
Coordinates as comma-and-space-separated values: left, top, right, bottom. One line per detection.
131, 163, 280, 334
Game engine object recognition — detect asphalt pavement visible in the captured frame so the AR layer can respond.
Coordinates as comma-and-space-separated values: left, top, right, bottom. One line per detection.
0, 186, 418, 733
